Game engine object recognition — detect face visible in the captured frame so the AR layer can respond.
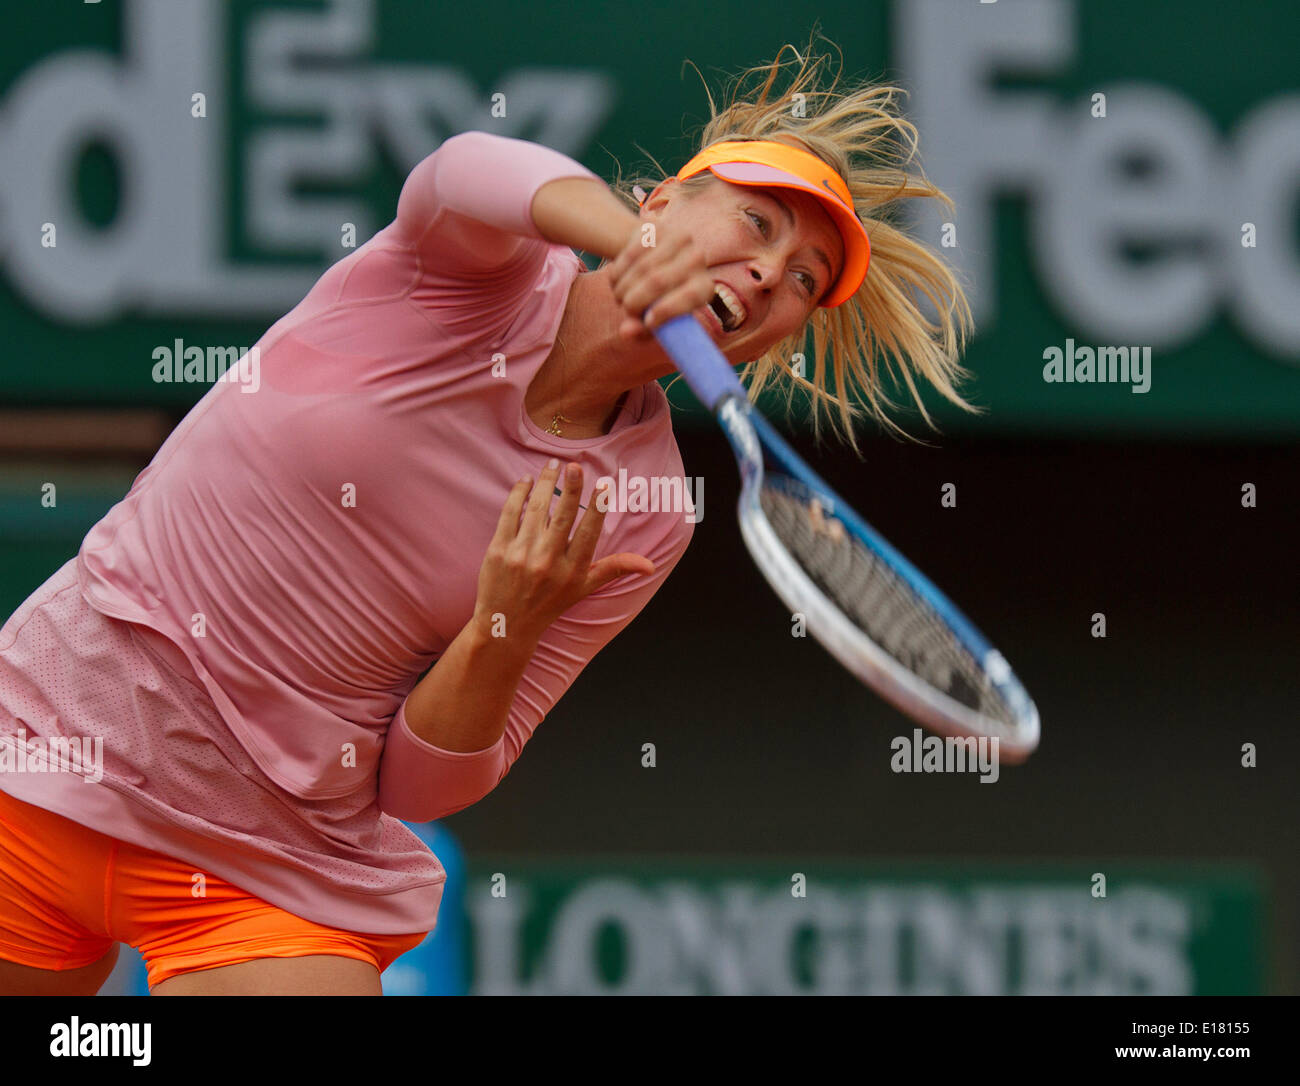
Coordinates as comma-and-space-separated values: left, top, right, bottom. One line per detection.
642, 174, 845, 361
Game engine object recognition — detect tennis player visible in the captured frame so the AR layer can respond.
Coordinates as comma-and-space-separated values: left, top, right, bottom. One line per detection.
0, 43, 975, 995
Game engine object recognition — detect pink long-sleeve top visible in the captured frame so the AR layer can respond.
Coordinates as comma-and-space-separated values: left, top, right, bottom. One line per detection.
0, 131, 695, 935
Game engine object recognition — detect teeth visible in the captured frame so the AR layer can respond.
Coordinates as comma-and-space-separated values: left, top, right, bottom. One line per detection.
713, 283, 747, 331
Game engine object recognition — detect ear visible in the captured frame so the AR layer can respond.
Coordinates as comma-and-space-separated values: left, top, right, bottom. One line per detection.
640, 176, 682, 213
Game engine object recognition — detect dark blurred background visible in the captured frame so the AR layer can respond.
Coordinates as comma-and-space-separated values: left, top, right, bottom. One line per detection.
2, 0, 1295, 994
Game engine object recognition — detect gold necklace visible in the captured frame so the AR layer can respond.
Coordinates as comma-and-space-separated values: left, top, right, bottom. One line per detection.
545, 325, 574, 436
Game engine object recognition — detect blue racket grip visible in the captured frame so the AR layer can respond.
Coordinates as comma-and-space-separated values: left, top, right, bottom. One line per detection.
651, 313, 746, 412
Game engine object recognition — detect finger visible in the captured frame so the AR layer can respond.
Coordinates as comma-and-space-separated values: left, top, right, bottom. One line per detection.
642, 273, 716, 331
566, 478, 612, 565
519, 459, 563, 537
581, 553, 657, 596
607, 232, 654, 304
614, 235, 694, 314
544, 462, 584, 549
619, 316, 651, 341
607, 221, 646, 277
619, 252, 712, 331
493, 476, 534, 543
617, 265, 679, 325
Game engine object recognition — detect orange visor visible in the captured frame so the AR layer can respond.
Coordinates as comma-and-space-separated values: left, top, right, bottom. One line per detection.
675, 140, 870, 307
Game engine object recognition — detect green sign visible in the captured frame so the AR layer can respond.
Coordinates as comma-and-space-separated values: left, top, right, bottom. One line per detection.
3, 0, 1297, 433
464, 859, 1265, 995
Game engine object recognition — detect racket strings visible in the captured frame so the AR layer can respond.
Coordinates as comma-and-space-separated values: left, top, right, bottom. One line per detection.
760, 483, 1014, 729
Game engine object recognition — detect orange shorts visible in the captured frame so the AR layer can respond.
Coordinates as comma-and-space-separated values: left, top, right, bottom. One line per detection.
0, 787, 428, 990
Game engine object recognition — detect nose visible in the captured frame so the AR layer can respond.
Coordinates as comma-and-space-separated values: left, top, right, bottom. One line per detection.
747, 258, 779, 292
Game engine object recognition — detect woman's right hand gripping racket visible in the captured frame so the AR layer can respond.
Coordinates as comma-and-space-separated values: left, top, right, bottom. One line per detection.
653, 314, 1041, 762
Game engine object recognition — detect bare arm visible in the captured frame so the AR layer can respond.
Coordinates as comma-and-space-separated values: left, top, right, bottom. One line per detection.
531, 175, 717, 340
401, 459, 653, 754
400, 608, 538, 754
529, 176, 640, 261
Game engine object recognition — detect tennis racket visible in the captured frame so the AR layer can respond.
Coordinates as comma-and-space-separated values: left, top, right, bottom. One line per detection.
652, 314, 1041, 762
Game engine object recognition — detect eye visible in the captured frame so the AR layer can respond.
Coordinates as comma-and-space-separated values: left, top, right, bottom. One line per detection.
747, 208, 818, 297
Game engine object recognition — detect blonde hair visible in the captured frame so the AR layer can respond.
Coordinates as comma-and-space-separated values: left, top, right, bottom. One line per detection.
609, 34, 981, 451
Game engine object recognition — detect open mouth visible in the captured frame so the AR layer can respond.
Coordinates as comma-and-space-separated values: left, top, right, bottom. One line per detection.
708, 283, 748, 333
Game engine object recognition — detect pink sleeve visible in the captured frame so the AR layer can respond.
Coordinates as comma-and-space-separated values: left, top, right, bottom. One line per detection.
376, 520, 693, 822
394, 130, 601, 276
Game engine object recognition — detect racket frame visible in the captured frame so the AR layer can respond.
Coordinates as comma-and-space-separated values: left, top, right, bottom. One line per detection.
652, 314, 1040, 761
719, 395, 1040, 761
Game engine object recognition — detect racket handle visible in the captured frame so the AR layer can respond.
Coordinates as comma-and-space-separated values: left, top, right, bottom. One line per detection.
651, 313, 747, 411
